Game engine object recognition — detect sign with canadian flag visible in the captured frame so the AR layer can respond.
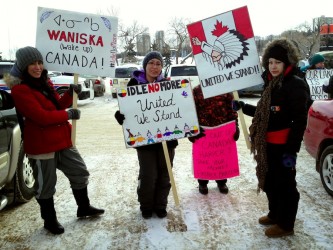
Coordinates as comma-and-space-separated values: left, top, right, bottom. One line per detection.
36, 7, 118, 76
187, 6, 263, 98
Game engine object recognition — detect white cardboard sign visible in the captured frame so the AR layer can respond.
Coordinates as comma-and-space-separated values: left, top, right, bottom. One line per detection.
117, 80, 200, 148
36, 7, 118, 76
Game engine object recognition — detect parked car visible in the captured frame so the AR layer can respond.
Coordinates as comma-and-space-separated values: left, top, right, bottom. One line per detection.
48, 71, 92, 100
165, 64, 200, 88
303, 99, 333, 196
238, 83, 264, 96
0, 61, 15, 91
0, 89, 35, 210
111, 64, 140, 98
80, 74, 106, 97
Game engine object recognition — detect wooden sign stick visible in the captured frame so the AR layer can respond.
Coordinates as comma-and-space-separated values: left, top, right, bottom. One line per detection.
71, 74, 79, 146
233, 91, 251, 149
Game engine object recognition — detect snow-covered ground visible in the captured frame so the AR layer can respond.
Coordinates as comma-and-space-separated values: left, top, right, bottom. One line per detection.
0, 92, 332, 250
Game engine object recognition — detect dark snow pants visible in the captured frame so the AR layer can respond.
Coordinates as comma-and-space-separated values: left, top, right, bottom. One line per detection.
136, 147, 175, 211
264, 143, 300, 231
31, 147, 89, 199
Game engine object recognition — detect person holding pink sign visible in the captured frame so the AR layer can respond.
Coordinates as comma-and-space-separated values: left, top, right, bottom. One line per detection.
114, 51, 178, 219
190, 85, 239, 195
233, 38, 311, 238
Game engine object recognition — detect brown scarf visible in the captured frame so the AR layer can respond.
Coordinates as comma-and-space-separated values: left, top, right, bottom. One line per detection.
249, 75, 283, 192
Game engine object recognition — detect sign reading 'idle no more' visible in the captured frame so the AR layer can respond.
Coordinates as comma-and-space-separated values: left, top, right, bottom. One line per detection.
117, 80, 200, 148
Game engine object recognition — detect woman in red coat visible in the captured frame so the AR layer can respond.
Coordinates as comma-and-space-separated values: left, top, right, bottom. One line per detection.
8, 46, 104, 235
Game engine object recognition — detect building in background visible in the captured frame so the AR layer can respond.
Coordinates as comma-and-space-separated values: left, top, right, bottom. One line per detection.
317, 16, 333, 51
155, 31, 165, 52
136, 33, 151, 56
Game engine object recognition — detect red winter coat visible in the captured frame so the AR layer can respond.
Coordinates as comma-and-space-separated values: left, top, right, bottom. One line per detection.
11, 80, 73, 155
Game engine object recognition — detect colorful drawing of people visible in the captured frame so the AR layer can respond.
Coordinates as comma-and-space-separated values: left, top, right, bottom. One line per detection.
156, 128, 163, 142
173, 125, 183, 139
163, 127, 173, 138
127, 128, 136, 146
146, 130, 155, 144
184, 123, 192, 137
136, 132, 145, 146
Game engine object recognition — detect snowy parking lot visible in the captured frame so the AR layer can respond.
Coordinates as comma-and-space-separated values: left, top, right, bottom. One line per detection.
0, 93, 332, 250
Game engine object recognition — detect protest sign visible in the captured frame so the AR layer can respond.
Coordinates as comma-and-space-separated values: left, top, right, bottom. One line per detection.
36, 7, 118, 76
305, 69, 333, 100
192, 121, 239, 180
187, 6, 263, 98
117, 80, 200, 148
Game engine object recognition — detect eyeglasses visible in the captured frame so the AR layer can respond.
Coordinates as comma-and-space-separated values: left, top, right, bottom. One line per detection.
147, 61, 162, 67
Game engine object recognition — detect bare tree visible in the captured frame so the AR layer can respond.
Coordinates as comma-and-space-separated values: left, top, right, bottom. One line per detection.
118, 21, 148, 63
167, 17, 192, 64
280, 19, 322, 59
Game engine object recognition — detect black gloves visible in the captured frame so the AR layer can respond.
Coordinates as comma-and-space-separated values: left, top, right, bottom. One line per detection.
232, 100, 245, 111
188, 127, 206, 143
68, 84, 82, 96
282, 153, 297, 168
67, 109, 81, 120
114, 110, 125, 125
233, 125, 240, 141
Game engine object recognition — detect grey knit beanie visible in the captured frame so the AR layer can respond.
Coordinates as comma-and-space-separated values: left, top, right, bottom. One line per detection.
143, 51, 163, 71
15, 46, 43, 72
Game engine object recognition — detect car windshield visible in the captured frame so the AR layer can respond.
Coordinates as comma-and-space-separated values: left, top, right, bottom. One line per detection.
115, 67, 137, 78
170, 66, 198, 77
0, 64, 13, 79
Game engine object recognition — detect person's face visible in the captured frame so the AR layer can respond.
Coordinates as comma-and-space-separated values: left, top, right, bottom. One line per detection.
211, 50, 222, 62
146, 59, 162, 82
27, 60, 43, 78
268, 58, 284, 77
315, 62, 325, 69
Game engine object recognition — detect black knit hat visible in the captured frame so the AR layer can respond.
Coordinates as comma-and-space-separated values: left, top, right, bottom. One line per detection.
266, 45, 289, 65
143, 51, 163, 71
15, 46, 43, 72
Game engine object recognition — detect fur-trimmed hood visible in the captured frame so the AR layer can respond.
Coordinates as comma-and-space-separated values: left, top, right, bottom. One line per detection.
261, 38, 300, 70
3, 74, 21, 89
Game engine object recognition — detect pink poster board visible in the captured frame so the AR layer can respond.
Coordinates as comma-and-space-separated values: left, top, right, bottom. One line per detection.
192, 121, 239, 180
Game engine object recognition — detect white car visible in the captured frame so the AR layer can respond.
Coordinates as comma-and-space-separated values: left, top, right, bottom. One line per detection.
111, 64, 140, 98
48, 71, 93, 100
165, 64, 200, 88
80, 74, 106, 97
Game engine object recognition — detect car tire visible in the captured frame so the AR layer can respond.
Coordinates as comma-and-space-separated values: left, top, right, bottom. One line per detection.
319, 145, 333, 197
15, 142, 35, 203
56, 88, 68, 97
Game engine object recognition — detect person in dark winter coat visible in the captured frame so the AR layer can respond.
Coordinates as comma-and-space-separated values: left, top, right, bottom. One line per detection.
300, 53, 325, 73
233, 38, 311, 238
322, 75, 333, 99
190, 85, 239, 195
114, 51, 178, 219
7, 46, 104, 235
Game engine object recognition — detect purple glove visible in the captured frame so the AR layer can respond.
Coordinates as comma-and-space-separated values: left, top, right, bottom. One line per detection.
232, 100, 245, 111
282, 153, 297, 168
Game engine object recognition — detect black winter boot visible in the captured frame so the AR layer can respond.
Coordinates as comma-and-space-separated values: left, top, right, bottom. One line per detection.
36, 197, 64, 235
72, 187, 104, 218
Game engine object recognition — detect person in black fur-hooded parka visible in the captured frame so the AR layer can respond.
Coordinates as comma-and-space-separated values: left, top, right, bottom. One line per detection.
233, 38, 311, 237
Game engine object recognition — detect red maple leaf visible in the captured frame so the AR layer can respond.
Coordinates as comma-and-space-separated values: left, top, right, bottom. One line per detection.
211, 20, 229, 37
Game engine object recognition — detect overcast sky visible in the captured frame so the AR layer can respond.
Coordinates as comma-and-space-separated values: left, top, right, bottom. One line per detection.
1, 0, 332, 59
